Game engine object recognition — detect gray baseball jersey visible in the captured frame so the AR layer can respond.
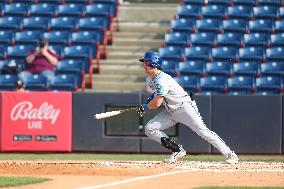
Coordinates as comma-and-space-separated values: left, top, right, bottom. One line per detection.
145, 71, 233, 157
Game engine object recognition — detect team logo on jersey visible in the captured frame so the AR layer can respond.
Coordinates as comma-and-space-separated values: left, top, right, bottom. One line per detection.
155, 84, 164, 95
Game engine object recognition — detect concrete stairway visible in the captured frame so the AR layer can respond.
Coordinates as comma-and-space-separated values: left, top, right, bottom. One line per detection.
88, 2, 177, 93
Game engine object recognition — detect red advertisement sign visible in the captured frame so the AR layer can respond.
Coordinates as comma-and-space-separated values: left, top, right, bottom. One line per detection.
0, 92, 72, 152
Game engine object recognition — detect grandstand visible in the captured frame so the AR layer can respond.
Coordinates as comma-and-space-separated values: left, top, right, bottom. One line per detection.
0, 0, 283, 94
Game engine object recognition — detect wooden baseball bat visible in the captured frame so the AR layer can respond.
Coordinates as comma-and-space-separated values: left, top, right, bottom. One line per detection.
93, 107, 138, 119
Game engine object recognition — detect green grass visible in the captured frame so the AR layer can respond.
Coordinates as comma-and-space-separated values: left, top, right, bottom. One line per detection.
0, 176, 50, 188
195, 187, 284, 189
0, 153, 283, 162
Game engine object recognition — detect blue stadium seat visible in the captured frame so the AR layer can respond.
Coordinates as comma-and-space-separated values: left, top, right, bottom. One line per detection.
232, 61, 260, 76
170, 18, 196, 33
49, 74, 78, 91
159, 46, 184, 62
30, 3, 56, 17
253, 6, 278, 20
165, 32, 189, 48
227, 76, 255, 94
12, 0, 35, 3
23, 17, 50, 32
184, 46, 211, 61
258, 0, 281, 6
0, 74, 18, 91
270, 33, 284, 47
201, 5, 226, 19
4, 3, 29, 17
56, 59, 85, 89
85, 4, 112, 30
161, 60, 179, 77
56, 4, 84, 17
49, 17, 78, 31
279, 7, 284, 19
21, 74, 48, 91
7, 44, 35, 60
43, 30, 70, 45
176, 5, 201, 19
174, 75, 200, 92
256, 76, 282, 94
0, 46, 6, 60
217, 32, 243, 47
249, 19, 274, 34
14, 31, 42, 46
275, 20, 284, 33
239, 46, 264, 62
183, 0, 204, 6
207, 0, 231, 6
227, 5, 252, 19
0, 31, 14, 46
37, 0, 61, 4
196, 18, 222, 33
92, 0, 119, 18
0, 16, 22, 31
178, 60, 206, 76
190, 32, 216, 47
200, 75, 227, 94
222, 18, 248, 33
63, 0, 90, 4
0, 60, 10, 73
266, 47, 284, 61
260, 62, 284, 77
205, 61, 232, 76
243, 33, 270, 47
212, 46, 238, 62
232, 0, 256, 6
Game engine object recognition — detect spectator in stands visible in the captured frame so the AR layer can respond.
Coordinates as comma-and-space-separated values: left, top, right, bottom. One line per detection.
15, 79, 25, 92
18, 37, 58, 83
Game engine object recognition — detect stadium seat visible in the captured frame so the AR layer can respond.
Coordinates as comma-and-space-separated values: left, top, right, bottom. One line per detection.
0, 31, 14, 46
159, 46, 184, 62
0, 74, 18, 91
49, 17, 78, 31
196, 18, 222, 33
21, 74, 48, 91
43, 30, 70, 45
23, 17, 50, 32
253, 6, 278, 20
256, 76, 282, 94
249, 19, 274, 34
4, 3, 29, 17
279, 7, 284, 19
63, 0, 90, 4
37, 0, 61, 4
243, 33, 270, 47
232, 61, 260, 76
227, 5, 252, 20
232, 0, 256, 6
222, 19, 248, 33
85, 4, 112, 30
270, 33, 284, 47
56, 4, 84, 17
0, 16, 22, 31
12, 0, 35, 3
217, 32, 243, 47
227, 76, 255, 94
266, 47, 284, 61
205, 61, 232, 76
56, 59, 85, 90
7, 44, 35, 60
207, 0, 231, 6
14, 30, 42, 46
170, 18, 196, 33
49, 74, 78, 91
275, 20, 284, 33
212, 46, 238, 62
201, 5, 226, 19
0, 46, 6, 60
183, 0, 204, 6
0, 60, 10, 73
174, 75, 200, 92
190, 32, 216, 47
258, 0, 281, 6
165, 32, 189, 48
260, 62, 284, 77
178, 60, 206, 76
161, 60, 179, 77
200, 75, 227, 94
184, 46, 211, 61
30, 3, 56, 17
176, 5, 201, 19
239, 46, 264, 62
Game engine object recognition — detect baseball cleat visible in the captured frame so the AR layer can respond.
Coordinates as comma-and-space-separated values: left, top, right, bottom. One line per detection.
164, 145, 186, 163
226, 151, 239, 164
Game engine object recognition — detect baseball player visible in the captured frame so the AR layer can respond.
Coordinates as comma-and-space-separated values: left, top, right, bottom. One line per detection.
137, 51, 239, 164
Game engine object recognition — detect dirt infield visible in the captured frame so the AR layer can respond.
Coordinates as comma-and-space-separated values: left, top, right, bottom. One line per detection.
0, 160, 283, 189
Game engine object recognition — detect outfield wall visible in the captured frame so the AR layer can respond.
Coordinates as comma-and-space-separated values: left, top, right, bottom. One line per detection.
72, 93, 283, 155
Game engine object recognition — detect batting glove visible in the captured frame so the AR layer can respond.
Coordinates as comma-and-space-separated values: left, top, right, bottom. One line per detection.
137, 104, 148, 117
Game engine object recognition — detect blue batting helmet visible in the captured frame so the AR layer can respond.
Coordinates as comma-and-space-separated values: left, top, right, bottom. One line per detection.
139, 51, 162, 68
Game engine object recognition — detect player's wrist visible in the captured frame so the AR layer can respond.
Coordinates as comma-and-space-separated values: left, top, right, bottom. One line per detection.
142, 104, 148, 110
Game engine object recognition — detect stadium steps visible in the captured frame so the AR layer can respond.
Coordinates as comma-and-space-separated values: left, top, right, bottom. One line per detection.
87, 2, 177, 93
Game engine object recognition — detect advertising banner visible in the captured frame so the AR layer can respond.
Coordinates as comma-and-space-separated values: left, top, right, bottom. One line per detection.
0, 92, 72, 152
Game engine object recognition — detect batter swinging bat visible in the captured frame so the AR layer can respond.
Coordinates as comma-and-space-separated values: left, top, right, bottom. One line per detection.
93, 107, 138, 119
